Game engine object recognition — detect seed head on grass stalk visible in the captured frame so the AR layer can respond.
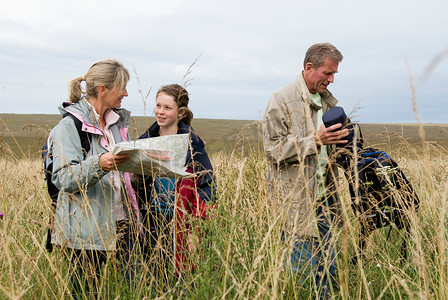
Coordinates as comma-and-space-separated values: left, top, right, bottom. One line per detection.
182, 53, 202, 89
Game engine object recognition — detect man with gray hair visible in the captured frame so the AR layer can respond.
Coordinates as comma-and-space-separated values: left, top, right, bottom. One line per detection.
262, 42, 348, 298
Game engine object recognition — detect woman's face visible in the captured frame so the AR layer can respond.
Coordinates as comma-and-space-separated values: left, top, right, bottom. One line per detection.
154, 92, 182, 131
103, 84, 128, 109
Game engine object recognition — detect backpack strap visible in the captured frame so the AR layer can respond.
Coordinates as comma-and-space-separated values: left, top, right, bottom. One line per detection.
44, 115, 91, 200
67, 114, 91, 156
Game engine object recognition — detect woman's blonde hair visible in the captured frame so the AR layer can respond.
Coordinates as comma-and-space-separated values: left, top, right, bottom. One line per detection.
157, 84, 193, 126
68, 59, 130, 103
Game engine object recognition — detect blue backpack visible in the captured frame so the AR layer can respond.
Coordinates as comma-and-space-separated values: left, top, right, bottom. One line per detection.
42, 114, 91, 252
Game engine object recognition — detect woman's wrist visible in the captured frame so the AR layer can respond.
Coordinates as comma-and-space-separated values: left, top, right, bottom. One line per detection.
98, 153, 105, 171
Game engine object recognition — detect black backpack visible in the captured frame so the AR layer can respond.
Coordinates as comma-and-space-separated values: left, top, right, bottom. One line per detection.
42, 114, 91, 252
323, 107, 419, 262
344, 147, 419, 262
349, 148, 419, 231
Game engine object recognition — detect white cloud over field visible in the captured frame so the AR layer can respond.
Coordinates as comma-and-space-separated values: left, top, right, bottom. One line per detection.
1, 0, 447, 123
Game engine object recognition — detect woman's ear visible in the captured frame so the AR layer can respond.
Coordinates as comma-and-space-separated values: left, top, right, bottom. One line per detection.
97, 84, 107, 97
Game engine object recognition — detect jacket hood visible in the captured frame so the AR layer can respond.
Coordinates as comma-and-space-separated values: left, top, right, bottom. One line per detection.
58, 98, 132, 128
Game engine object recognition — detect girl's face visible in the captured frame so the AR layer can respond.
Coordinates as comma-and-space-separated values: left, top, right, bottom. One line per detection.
154, 92, 182, 132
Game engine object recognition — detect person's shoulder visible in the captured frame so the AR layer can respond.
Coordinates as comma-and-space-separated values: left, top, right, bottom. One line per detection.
58, 113, 77, 126
179, 122, 204, 147
270, 82, 295, 101
178, 122, 195, 135
265, 82, 295, 112
53, 115, 79, 140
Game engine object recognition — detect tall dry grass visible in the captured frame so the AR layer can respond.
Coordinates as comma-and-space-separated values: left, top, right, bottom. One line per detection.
1, 131, 448, 299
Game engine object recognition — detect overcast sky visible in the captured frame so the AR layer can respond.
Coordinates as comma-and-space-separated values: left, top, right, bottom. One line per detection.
1, 0, 447, 123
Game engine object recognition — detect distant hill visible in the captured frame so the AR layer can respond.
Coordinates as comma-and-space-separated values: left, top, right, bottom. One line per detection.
1, 113, 447, 159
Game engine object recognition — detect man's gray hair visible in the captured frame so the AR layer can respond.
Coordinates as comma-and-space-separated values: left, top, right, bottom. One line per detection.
303, 43, 343, 69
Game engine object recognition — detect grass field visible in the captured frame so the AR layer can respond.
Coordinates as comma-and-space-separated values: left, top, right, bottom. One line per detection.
1, 114, 448, 299
2, 113, 448, 159
0, 114, 261, 158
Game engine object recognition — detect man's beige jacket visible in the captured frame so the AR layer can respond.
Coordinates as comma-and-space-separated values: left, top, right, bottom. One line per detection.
262, 72, 340, 238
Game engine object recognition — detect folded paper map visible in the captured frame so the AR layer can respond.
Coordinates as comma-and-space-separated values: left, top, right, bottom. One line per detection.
112, 134, 191, 177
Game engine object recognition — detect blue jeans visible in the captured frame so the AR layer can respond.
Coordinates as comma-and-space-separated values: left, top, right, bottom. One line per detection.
285, 198, 337, 299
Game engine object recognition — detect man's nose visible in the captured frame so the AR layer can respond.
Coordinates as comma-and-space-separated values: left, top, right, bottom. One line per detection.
328, 74, 334, 83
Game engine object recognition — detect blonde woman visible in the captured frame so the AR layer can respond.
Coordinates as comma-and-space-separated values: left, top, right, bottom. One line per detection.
51, 59, 140, 298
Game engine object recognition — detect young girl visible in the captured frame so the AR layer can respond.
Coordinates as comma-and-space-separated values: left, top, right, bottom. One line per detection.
138, 84, 215, 277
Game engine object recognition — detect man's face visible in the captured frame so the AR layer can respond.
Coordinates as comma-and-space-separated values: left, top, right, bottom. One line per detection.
304, 57, 339, 94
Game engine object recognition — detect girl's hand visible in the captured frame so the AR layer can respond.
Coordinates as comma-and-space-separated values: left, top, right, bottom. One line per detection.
99, 152, 129, 171
187, 232, 200, 253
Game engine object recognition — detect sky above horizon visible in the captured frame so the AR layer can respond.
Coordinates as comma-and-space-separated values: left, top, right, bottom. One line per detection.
1, 0, 447, 124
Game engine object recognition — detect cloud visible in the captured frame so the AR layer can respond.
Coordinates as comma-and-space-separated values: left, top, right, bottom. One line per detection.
0, 0, 447, 123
